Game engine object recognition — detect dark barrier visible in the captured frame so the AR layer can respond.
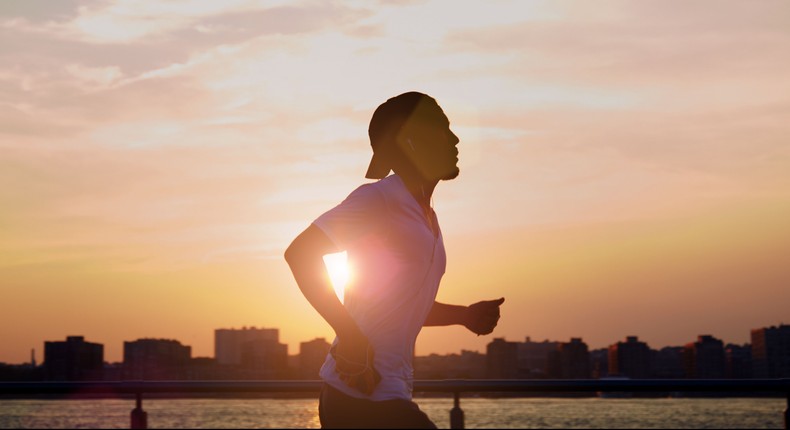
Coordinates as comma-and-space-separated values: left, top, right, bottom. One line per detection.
2, 379, 788, 429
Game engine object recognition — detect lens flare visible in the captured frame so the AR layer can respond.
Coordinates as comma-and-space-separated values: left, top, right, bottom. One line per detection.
323, 251, 349, 303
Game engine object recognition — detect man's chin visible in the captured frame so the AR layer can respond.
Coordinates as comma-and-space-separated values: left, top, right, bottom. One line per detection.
441, 167, 460, 181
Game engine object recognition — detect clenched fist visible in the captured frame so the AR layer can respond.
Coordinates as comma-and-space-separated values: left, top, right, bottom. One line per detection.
463, 297, 505, 335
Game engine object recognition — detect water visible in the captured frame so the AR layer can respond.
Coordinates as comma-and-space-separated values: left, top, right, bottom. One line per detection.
0, 397, 784, 429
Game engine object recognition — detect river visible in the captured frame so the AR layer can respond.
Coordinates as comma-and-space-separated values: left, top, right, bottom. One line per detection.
0, 397, 784, 428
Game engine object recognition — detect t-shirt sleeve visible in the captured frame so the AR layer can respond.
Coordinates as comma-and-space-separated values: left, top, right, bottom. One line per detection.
312, 183, 387, 250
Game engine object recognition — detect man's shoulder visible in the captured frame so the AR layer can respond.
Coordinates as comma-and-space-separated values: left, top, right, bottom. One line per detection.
337, 176, 405, 211
362, 174, 403, 196
333, 176, 401, 214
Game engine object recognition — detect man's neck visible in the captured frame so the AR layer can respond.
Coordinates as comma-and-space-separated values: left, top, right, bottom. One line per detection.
395, 171, 437, 209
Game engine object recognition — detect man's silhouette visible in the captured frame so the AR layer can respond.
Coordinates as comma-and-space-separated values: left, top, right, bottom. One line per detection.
285, 92, 504, 429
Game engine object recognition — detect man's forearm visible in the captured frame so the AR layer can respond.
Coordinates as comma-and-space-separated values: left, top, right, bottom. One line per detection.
286, 254, 362, 340
284, 226, 363, 341
423, 301, 468, 327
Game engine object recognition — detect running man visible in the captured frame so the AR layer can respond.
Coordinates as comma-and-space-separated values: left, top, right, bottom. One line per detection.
285, 91, 505, 428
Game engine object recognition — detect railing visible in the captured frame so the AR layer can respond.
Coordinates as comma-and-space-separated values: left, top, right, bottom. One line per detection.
1, 379, 788, 429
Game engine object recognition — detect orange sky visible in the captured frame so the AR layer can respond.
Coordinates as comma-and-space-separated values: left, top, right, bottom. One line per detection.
1, 0, 789, 364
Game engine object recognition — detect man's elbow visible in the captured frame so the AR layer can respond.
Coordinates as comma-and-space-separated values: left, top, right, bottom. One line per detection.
284, 241, 299, 266
284, 225, 334, 267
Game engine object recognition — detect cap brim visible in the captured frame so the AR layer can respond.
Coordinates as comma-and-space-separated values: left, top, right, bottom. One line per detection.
365, 152, 390, 179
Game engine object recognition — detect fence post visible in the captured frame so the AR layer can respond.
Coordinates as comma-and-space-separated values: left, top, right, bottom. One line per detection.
450, 391, 464, 429
131, 392, 147, 429
784, 393, 788, 430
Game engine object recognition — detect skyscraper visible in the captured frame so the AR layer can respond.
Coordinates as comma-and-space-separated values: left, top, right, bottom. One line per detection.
123, 338, 191, 380
548, 338, 590, 379
215, 327, 279, 366
516, 337, 559, 378
751, 324, 790, 378
299, 338, 331, 379
608, 336, 651, 379
683, 335, 725, 379
486, 337, 519, 379
43, 336, 103, 381
215, 327, 288, 379
725, 343, 752, 379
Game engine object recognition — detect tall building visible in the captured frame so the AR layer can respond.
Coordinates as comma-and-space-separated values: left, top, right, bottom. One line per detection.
683, 335, 725, 379
43, 336, 103, 381
299, 338, 331, 379
652, 346, 685, 379
486, 338, 519, 379
547, 338, 590, 379
608, 336, 652, 379
725, 343, 752, 379
589, 348, 609, 379
123, 338, 192, 380
516, 337, 559, 378
215, 327, 279, 366
241, 338, 288, 379
215, 327, 288, 379
751, 324, 790, 378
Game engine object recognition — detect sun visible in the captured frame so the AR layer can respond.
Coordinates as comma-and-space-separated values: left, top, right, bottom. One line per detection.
323, 251, 350, 303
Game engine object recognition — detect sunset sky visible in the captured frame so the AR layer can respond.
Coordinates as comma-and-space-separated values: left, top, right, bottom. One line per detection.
2, 0, 789, 364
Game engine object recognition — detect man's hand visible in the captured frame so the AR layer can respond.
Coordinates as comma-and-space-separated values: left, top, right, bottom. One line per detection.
285, 224, 381, 394
333, 330, 372, 373
331, 330, 381, 395
463, 297, 505, 335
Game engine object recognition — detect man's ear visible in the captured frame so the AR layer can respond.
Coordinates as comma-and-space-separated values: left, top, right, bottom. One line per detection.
393, 132, 412, 155
394, 134, 419, 166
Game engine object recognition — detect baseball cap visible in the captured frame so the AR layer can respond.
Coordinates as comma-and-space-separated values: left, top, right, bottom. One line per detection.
365, 92, 436, 179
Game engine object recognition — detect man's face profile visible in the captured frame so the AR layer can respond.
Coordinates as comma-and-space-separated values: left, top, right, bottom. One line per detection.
397, 102, 460, 182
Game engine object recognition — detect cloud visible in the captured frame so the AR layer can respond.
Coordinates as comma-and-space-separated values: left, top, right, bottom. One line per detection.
0, 0, 83, 22
445, 2, 790, 93
65, 63, 124, 88
2, 0, 370, 44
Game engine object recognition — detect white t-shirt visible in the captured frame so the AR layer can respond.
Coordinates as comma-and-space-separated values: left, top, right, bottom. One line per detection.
312, 174, 447, 401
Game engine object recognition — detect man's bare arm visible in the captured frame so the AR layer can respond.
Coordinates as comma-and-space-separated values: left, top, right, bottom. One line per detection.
423, 302, 467, 326
284, 224, 366, 345
424, 298, 505, 335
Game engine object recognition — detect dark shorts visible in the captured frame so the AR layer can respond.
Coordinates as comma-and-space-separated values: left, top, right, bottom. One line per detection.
319, 383, 437, 429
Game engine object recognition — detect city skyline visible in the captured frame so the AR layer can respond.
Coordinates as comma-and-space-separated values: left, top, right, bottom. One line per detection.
2, 1, 790, 365
3, 322, 782, 366
6, 324, 788, 384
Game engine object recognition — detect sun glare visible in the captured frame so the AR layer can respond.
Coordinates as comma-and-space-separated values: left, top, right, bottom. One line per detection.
323, 251, 349, 303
